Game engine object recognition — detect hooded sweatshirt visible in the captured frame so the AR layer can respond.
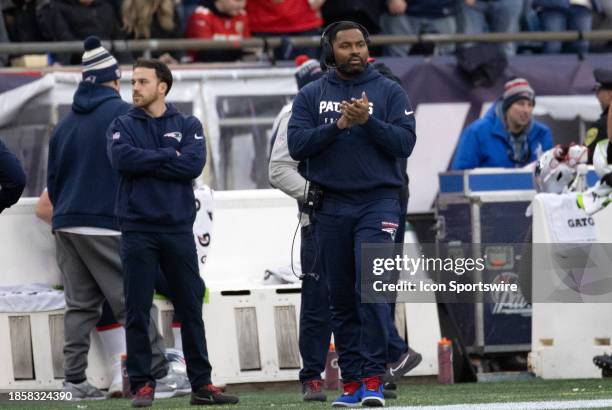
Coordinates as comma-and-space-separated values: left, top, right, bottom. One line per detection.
107, 103, 206, 233
287, 65, 416, 203
406, 0, 456, 18
47, 81, 130, 230
0, 139, 26, 213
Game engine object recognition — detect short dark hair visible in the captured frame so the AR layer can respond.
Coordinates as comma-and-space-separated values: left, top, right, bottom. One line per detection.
133, 58, 173, 95
327, 21, 368, 44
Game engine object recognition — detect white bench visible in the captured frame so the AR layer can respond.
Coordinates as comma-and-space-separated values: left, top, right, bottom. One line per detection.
530, 195, 612, 379
0, 190, 440, 388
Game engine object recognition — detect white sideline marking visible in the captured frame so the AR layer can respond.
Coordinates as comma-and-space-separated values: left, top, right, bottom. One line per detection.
388, 399, 612, 410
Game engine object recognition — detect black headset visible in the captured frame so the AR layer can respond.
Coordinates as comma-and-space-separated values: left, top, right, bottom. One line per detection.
319, 21, 370, 69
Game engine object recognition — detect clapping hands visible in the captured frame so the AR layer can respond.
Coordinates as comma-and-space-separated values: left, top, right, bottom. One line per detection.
337, 92, 370, 129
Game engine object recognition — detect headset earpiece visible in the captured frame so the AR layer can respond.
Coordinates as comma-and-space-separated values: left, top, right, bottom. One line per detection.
319, 21, 370, 70
319, 33, 334, 70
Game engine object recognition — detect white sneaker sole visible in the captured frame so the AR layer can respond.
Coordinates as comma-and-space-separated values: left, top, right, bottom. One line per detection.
64, 396, 107, 401
331, 402, 361, 408
362, 395, 385, 407
154, 390, 177, 399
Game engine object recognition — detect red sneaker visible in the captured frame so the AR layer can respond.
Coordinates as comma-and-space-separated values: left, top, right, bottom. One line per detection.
190, 384, 239, 405
302, 379, 326, 401
131, 382, 154, 408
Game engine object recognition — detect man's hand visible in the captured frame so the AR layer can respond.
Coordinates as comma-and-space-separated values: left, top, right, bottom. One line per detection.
341, 92, 370, 125
308, 0, 325, 11
388, 0, 407, 15
159, 53, 178, 65
336, 115, 351, 129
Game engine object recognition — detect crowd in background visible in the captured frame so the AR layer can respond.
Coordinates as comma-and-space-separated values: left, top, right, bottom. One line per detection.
0, 0, 612, 66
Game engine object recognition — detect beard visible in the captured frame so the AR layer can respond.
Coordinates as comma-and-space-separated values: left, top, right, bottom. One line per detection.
336, 57, 366, 77
133, 92, 157, 108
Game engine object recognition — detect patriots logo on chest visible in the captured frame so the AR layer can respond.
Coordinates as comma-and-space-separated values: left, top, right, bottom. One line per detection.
164, 131, 182, 142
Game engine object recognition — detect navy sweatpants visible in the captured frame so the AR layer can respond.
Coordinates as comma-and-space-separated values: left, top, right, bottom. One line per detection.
387, 183, 410, 363
97, 270, 182, 328
386, 209, 409, 364
121, 231, 211, 392
298, 220, 408, 381
312, 197, 400, 381
299, 224, 332, 382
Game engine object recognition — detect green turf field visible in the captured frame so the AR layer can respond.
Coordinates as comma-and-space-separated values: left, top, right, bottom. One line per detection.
2, 378, 612, 409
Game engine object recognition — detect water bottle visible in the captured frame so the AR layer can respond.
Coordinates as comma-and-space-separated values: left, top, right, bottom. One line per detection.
324, 343, 339, 390
437, 337, 454, 384
121, 354, 132, 398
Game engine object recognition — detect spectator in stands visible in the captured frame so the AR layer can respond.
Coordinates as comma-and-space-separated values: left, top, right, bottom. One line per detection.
380, 0, 458, 56
185, 0, 250, 62
36, 0, 123, 65
0, 2, 11, 66
178, 0, 204, 33
322, 0, 386, 36
122, 0, 182, 64
452, 78, 553, 169
534, 0, 602, 54
586, 68, 612, 163
0, 139, 25, 213
460, 0, 522, 55
46, 37, 181, 401
247, 0, 325, 60
3, 0, 46, 43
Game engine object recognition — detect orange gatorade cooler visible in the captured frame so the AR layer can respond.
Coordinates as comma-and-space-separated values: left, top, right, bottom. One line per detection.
437, 337, 454, 384
324, 343, 339, 390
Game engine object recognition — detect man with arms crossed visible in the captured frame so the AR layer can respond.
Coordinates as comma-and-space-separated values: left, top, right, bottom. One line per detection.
107, 58, 238, 408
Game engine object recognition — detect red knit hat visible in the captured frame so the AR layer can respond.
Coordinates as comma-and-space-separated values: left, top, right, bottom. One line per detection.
502, 78, 535, 112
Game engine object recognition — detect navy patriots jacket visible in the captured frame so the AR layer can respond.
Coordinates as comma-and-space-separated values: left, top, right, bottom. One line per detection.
107, 103, 206, 233
47, 82, 130, 230
0, 139, 26, 213
287, 65, 416, 203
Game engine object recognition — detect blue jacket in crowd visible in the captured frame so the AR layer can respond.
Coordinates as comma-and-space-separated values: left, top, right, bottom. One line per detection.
287, 65, 416, 203
533, 0, 602, 13
47, 82, 130, 230
406, 0, 456, 17
451, 102, 553, 170
0, 139, 26, 213
107, 103, 205, 233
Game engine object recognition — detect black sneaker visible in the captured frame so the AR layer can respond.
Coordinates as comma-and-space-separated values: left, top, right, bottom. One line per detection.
384, 347, 423, 382
382, 389, 397, 399
594, 354, 612, 369
302, 379, 326, 401
191, 384, 239, 405
131, 382, 154, 408
383, 381, 397, 391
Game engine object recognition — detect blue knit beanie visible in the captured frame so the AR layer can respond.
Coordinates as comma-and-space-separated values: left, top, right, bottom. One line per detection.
82, 36, 121, 84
